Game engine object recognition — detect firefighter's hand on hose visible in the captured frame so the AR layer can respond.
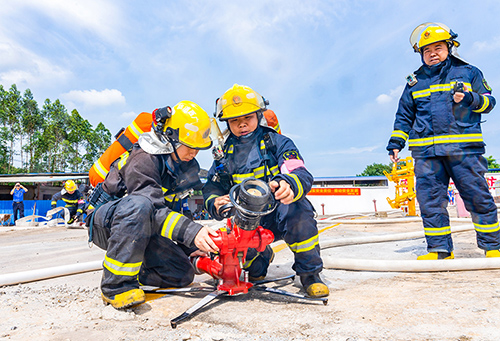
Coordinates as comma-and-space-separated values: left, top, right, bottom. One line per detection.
67, 217, 75, 224
214, 195, 231, 215
194, 226, 219, 253
269, 180, 294, 205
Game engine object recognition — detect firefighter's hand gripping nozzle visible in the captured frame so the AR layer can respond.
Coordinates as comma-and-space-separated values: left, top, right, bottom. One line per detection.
191, 178, 276, 294
167, 179, 327, 328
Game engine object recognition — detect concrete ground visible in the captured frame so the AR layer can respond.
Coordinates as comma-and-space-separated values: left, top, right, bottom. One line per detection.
1, 211, 500, 341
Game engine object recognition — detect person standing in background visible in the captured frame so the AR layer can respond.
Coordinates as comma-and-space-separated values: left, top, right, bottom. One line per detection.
11, 183, 28, 225
386, 23, 498, 259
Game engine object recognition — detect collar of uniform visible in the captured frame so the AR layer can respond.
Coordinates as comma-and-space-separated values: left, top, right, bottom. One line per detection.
230, 125, 263, 145
422, 56, 451, 76
164, 154, 177, 177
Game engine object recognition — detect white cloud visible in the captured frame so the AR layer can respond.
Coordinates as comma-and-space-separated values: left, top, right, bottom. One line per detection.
376, 85, 404, 105
0, 41, 71, 87
472, 36, 500, 52
0, 0, 125, 45
61, 89, 126, 107
120, 111, 138, 119
158, 1, 345, 75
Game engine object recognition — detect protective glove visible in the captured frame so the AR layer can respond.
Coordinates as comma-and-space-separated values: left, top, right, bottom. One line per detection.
67, 217, 75, 224
460, 91, 473, 107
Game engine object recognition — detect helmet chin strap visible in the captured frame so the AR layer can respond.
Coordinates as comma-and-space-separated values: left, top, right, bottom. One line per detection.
167, 136, 182, 162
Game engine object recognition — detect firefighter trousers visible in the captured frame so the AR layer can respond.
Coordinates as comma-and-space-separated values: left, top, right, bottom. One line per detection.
245, 198, 323, 277
91, 195, 195, 298
415, 155, 500, 253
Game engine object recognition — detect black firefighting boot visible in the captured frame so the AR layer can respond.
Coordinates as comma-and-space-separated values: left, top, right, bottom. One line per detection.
300, 273, 329, 298
101, 288, 146, 309
247, 245, 275, 282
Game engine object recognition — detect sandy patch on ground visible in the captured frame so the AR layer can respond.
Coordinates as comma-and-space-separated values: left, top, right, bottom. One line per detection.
1, 213, 499, 340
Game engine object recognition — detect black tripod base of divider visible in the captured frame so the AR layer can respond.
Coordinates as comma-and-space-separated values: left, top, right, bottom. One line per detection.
142, 274, 328, 328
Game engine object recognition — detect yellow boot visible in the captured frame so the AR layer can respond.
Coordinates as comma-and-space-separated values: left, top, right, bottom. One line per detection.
417, 251, 454, 260
102, 288, 145, 309
300, 274, 330, 298
486, 250, 500, 258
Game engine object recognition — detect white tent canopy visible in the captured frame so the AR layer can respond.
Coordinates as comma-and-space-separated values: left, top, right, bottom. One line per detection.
0, 172, 88, 183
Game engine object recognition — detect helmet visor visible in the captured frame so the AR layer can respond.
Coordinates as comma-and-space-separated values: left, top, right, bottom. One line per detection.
410, 22, 452, 52
216, 90, 266, 120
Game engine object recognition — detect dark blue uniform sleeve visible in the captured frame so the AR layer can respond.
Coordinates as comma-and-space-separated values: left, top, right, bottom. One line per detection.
271, 134, 313, 203
119, 149, 203, 248
51, 191, 62, 207
202, 162, 227, 220
386, 84, 416, 153
76, 190, 85, 216
467, 67, 495, 114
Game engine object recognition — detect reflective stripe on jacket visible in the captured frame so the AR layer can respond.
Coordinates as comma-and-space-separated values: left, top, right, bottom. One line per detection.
387, 55, 495, 158
203, 125, 313, 218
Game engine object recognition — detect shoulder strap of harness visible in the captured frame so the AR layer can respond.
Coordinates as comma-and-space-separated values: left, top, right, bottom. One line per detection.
117, 133, 134, 151
262, 132, 276, 155
260, 132, 277, 182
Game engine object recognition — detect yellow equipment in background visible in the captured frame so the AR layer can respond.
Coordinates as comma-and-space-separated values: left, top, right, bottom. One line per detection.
384, 157, 417, 216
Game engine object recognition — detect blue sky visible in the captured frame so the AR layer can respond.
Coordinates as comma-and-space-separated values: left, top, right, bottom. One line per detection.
2, 1, 500, 176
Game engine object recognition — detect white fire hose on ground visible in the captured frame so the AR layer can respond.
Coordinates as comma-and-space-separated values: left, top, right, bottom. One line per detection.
1, 216, 499, 286
0, 261, 103, 287
319, 223, 500, 272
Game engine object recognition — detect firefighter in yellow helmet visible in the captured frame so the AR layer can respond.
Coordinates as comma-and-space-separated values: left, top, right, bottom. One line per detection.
86, 100, 219, 309
204, 84, 329, 298
51, 180, 85, 224
387, 23, 499, 260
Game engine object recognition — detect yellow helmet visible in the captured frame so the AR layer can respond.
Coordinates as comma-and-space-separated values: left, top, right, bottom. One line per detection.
410, 22, 460, 53
215, 84, 267, 121
155, 101, 212, 150
64, 180, 77, 192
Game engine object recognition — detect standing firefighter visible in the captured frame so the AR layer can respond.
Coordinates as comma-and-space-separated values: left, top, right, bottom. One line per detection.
51, 180, 85, 224
86, 101, 219, 309
386, 23, 499, 259
203, 84, 329, 298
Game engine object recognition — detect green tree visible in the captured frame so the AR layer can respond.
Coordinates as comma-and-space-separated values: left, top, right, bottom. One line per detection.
0, 84, 112, 174
357, 162, 392, 176
0, 85, 22, 172
21, 88, 44, 172
486, 155, 500, 170
67, 109, 93, 172
0, 126, 10, 173
84, 122, 111, 170
33, 99, 70, 172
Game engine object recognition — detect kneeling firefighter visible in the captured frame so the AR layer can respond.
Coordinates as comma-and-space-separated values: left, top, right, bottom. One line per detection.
51, 180, 85, 224
87, 101, 219, 309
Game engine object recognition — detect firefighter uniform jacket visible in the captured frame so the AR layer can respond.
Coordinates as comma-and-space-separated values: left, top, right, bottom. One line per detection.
203, 125, 323, 276
51, 189, 84, 216
92, 144, 205, 297
386, 55, 499, 253
387, 55, 495, 158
